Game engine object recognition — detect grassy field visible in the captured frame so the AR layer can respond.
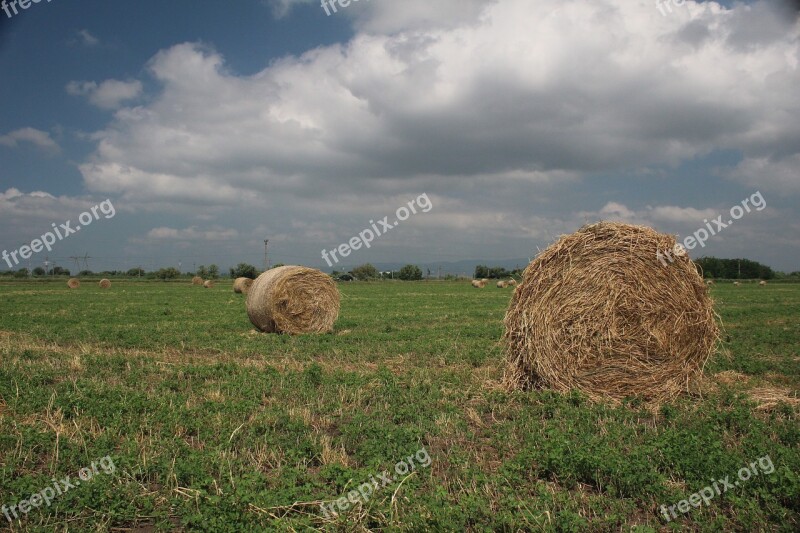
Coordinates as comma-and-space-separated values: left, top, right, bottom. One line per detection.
0, 280, 798, 532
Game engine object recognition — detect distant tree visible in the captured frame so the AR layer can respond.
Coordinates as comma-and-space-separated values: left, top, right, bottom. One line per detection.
79, 270, 93, 276
32, 267, 45, 276
14, 268, 29, 278
207, 264, 220, 280
399, 264, 423, 281
196, 265, 208, 278
127, 267, 145, 277
474, 265, 489, 279
230, 263, 258, 279
155, 267, 181, 280
51, 266, 69, 276
695, 257, 774, 279
351, 263, 379, 280
272, 263, 285, 269
488, 266, 509, 279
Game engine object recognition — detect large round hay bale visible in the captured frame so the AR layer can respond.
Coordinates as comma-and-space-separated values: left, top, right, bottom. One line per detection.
191, 276, 203, 285
503, 222, 719, 404
203, 280, 214, 289
497, 280, 508, 288
246, 266, 339, 334
233, 277, 254, 294
507, 279, 517, 287
759, 280, 767, 286
67, 278, 80, 289
99, 279, 111, 289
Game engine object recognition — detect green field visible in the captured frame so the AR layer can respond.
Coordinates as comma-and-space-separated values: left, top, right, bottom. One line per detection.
0, 280, 798, 531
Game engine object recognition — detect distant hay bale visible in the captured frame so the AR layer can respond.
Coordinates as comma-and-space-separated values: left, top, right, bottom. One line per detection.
733, 281, 740, 286
99, 279, 111, 289
481, 278, 489, 283
503, 221, 719, 404
706, 280, 715, 285
472, 280, 487, 288
233, 277, 254, 294
67, 278, 80, 289
246, 266, 340, 334
191, 276, 203, 285
759, 280, 767, 286
203, 280, 214, 289
507, 279, 517, 286
497, 281, 508, 288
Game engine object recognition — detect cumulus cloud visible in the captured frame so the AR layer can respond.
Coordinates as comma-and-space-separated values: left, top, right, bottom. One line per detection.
76, 29, 99, 46
67, 0, 799, 269
145, 226, 239, 241
78, 1, 800, 207
66, 79, 143, 109
0, 188, 101, 224
0, 128, 60, 153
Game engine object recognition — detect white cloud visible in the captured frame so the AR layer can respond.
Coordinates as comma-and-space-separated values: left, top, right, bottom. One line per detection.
726, 154, 800, 193
78, 0, 800, 208
76, 29, 99, 46
145, 226, 239, 241
66, 79, 143, 110
0, 128, 60, 153
68, 0, 800, 271
648, 205, 718, 223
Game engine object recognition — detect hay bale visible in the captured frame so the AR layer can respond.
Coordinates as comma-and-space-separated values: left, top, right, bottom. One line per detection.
503, 221, 719, 404
497, 280, 508, 288
203, 280, 214, 288
191, 276, 203, 285
706, 280, 715, 285
472, 280, 486, 288
246, 265, 339, 334
507, 279, 517, 286
67, 278, 80, 289
99, 279, 111, 289
233, 277, 254, 294
733, 281, 740, 286
759, 280, 767, 286
481, 278, 489, 283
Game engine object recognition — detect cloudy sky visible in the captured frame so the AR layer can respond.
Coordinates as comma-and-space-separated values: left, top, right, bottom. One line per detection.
0, 0, 798, 274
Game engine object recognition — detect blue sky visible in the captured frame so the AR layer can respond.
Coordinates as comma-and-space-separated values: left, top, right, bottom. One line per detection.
0, 0, 798, 274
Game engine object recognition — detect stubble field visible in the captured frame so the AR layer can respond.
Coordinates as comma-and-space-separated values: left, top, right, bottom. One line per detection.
0, 280, 798, 531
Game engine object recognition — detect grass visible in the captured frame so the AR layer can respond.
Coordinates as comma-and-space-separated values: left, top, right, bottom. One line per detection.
0, 280, 798, 531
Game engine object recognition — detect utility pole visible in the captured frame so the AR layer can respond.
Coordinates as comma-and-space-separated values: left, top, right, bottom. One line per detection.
264, 239, 270, 271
